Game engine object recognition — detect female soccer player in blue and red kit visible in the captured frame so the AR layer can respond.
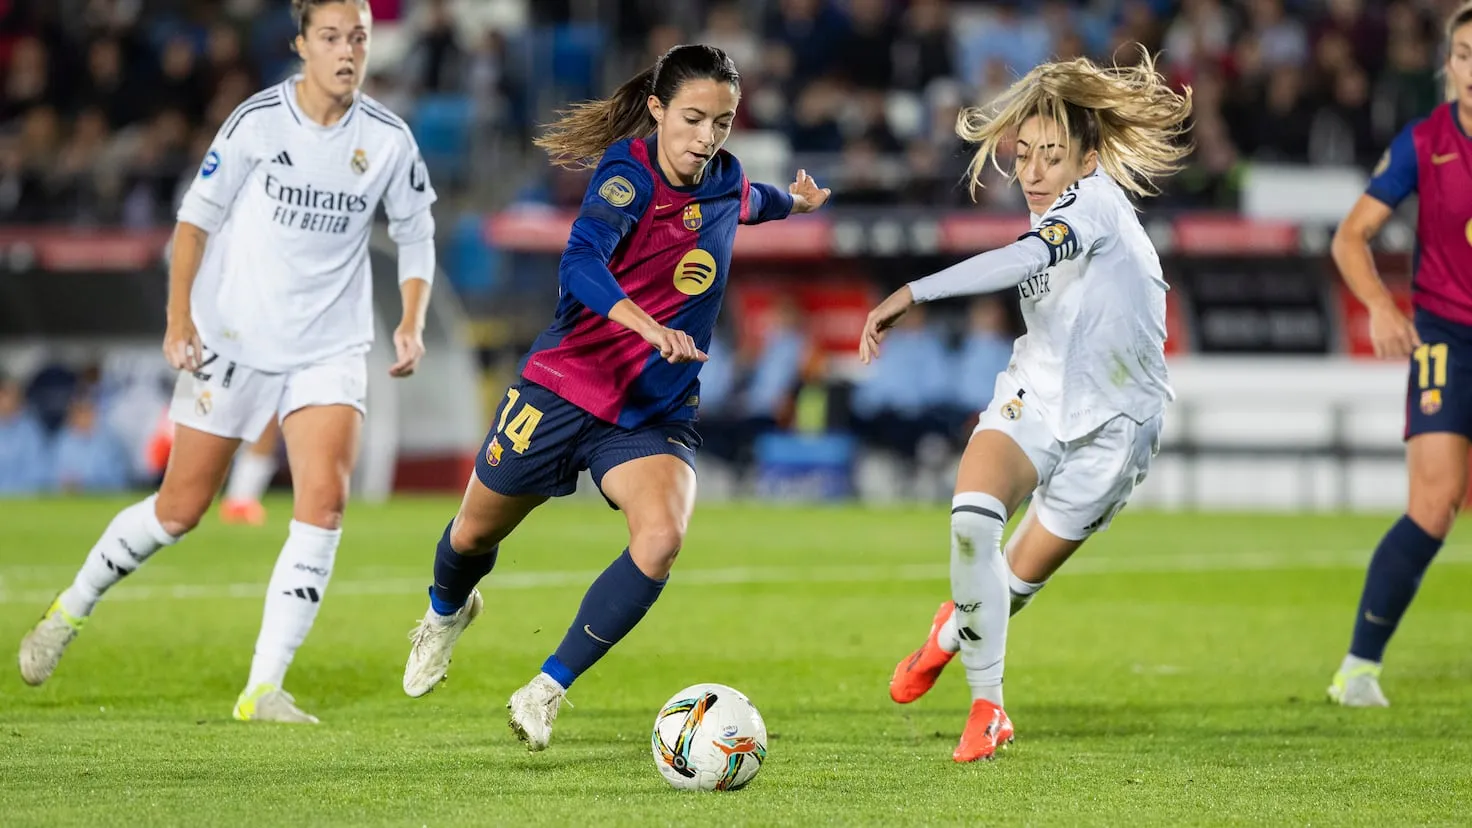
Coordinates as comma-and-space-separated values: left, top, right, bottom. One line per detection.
1327, 2, 1472, 707
399, 44, 830, 748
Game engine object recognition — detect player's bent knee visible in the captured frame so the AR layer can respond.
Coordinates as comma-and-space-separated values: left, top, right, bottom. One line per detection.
154, 490, 211, 536
629, 525, 684, 576
1407, 490, 1462, 539
293, 482, 348, 530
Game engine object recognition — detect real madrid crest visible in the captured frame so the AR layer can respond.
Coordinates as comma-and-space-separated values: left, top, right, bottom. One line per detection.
1000, 398, 1023, 420
1421, 388, 1442, 415
351, 148, 369, 175
195, 390, 213, 417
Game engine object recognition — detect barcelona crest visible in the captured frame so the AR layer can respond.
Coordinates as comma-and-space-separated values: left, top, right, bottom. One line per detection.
1421, 389, 1442, 415
486, 435, 504, 466
683, 202, 702, 231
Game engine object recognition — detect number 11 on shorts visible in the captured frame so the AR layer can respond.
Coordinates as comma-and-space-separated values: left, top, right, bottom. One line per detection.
1414, 343, 1449, 389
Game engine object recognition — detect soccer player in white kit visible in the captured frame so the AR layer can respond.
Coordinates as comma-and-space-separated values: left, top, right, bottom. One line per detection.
863, 52, 1193, 762
18, 0, 438, 724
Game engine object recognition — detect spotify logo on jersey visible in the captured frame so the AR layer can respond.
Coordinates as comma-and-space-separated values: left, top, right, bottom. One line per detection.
673, 249, 718, 296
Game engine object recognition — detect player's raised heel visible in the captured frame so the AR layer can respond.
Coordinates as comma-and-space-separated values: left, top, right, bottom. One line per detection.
953, 699, 1015, 763
890, 601, 957, 704
403, 589, 485, 698
1328, 663, 1391, 708
18, 595, 87, 686
233, 683, 320, 724
507, 673, 568, 751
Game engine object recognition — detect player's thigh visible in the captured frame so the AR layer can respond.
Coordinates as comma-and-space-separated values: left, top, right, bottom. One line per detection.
452, 472, 547, 552
156, 424, 244, 533
1031, 413, 1161, 546
591, 423, 700, 576
1405, 432, 1469, 537
251, 417, 282, 454
162, 353, 282, 531
959, 378, 1056, 513
280, 405, 362, 529
278, 353, 370, 527
1005, 509, 1087, 584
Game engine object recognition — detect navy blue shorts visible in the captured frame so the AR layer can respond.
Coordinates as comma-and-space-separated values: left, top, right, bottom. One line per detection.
475, 379, 700, 505
1405, 308, 1472, 440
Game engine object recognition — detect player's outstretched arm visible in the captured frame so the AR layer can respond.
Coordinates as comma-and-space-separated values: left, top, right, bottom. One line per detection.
859, 237, 1052, 364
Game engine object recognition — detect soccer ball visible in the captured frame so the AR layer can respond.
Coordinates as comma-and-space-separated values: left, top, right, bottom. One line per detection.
651, 683, 768, 791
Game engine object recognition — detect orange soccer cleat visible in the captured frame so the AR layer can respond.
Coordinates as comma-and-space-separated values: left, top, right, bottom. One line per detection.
220, 498, 267, 526
889, 601, 957, 704
952, 698, 1015, 763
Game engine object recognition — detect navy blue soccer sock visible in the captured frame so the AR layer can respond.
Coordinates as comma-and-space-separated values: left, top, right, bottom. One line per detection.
542, 549, 666, 689
428, 521, 498, 616
1348, 515, 1443, 663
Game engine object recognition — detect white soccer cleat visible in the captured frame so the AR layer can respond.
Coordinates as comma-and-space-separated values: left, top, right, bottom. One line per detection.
233, 684, 320, 724
403, 588, 484, 698
1328, 663, 1390, 708
507, 672, 568, 751
18, 595, 86, 686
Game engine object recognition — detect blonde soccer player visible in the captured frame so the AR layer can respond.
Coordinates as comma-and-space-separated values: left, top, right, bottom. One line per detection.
862, 51, 1192, 761
19, 0, 438, 724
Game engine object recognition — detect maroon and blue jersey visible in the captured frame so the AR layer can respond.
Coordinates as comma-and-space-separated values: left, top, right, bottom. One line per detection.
1367, 102, 1472, 327
519, 136, 793, 428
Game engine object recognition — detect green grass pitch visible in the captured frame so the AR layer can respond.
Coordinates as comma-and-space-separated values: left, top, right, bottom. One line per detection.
2, 497, 1470, 826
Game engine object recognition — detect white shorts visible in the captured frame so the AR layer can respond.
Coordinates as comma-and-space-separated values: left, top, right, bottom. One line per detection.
974, 373, 1161, 541
169, 347, 367, 442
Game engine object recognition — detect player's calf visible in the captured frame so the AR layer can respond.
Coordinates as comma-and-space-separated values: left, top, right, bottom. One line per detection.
19, 495, 181, 685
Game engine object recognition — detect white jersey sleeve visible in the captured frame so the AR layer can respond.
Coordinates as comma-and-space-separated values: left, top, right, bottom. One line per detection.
380, 130, 438, 285
177, 91, 275, 233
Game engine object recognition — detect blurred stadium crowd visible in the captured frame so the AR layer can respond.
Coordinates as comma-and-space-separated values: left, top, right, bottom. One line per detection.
0, 0, 1455, 497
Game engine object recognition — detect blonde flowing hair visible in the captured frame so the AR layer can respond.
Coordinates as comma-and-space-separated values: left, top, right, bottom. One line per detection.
1443, 1, 1472, 101
957, 48, 1193, 201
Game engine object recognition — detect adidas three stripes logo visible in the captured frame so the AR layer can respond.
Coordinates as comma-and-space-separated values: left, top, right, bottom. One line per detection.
272, 151, 294, 166
284, 587, 321, 603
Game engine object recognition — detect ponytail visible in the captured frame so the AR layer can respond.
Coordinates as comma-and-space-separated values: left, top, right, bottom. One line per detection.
534, 67, 658, 169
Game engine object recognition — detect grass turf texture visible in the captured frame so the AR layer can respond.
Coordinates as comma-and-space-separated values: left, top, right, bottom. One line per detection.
2, 497, 1470, 826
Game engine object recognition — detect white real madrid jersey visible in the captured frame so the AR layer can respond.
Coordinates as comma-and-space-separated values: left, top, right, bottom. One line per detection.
1007, 170, 1173, 442
177, 77, 437, 373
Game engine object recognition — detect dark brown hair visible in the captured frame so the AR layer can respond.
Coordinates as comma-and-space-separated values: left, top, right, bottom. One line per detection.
292, 0, 370, 36
534, 44, 740, 169
1445, 1, 1472, 100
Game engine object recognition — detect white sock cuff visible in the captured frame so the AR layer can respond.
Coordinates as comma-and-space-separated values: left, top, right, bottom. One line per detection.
952, 492, 1008, 525
288, 519, 343, 545
1006, 563, 1046, 596
141, 494, 180, 546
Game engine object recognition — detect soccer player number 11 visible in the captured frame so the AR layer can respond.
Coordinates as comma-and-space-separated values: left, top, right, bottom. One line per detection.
1413, 342, 1449, 389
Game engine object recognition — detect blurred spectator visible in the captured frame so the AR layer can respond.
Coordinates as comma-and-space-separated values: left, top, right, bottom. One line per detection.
850, 305, 956, 459
0, 375, 51, 496
892, 0, 954, 93
952, 298, 1015, 415
51, 393, 132, 493
410, 0, 464, 95
698, 2, 759, 71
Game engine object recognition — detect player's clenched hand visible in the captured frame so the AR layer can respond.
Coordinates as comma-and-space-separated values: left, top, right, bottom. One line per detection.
859, 285, 915, 365
1368, 301, 1421, 359
163, 315, 205, 372
788, 169, 831, 214
389, 324, 426, 377
642, 325, 708, 364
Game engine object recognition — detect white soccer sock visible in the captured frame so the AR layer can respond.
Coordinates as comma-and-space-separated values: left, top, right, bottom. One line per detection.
938, 613, 960, 654
246, 520, 340, 690
1008, 564, 1047, 617
60, 494, 180, 617
951, 492, 1010, 708
224, 449, 277, 503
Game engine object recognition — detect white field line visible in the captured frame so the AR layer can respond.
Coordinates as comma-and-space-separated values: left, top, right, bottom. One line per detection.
0, 547, 1465, 606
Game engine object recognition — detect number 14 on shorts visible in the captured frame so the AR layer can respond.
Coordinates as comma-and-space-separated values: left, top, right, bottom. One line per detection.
497, 388, 544, 455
